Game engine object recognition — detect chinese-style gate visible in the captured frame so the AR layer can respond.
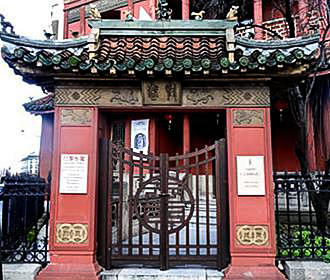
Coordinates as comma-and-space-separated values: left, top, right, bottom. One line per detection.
0, 7, 319, 279
98, 139, 230, 270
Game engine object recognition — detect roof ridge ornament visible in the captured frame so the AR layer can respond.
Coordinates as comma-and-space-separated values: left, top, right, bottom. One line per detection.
89, 4, 102, 20
0, 14, 15, 35
156, 0, 172, 21
226, 6, 239, 21
191, 11, 205, 21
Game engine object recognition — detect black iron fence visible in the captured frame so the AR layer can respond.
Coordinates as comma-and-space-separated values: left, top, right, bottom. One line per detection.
0, 174, 50, 265
274, 171, 330, 262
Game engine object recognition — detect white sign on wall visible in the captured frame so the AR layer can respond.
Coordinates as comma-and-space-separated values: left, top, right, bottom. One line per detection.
59, 154, 88, 194
236, 156, 265, 196
131, 119, 149, 156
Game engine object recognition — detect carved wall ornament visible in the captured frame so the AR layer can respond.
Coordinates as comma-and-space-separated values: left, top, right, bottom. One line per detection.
56, 223, 88, 244
55, 87, 142, 106
233, 109, 264, 126
142, 80, 181, 105
56, 88, 101, 105
236, 225, 269, 246
61, 108, 92, 126
183, 87, 270, 107
110, 88, 139, 105
185, 88, 214, 105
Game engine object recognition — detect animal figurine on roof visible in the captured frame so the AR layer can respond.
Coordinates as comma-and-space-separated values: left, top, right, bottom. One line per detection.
123, 10, 134, 21
191, 11, 205, 21
90, 4, 102, 20
226, 5, 239, 21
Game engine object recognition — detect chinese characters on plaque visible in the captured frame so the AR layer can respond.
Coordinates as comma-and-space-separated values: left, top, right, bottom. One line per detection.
236, 156, 265, 196
59, 154, 89, 194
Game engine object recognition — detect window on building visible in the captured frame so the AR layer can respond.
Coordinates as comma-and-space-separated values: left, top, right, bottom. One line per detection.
168, 0, 182, 19
101, 9, 121, 19
111, 120, 126, 146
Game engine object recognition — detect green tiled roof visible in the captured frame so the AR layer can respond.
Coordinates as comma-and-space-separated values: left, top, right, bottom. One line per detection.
0, 19, 320, 79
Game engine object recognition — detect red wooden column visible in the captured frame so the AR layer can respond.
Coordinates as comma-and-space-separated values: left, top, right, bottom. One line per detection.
150, 117, 157, 154
183, 114, 190, 154
224, 108, 284, 279
37, 107, 100, 280
182, 0, 190, 20
253, 0, 263, 39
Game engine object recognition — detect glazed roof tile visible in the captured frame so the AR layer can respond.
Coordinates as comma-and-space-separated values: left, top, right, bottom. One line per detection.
0, 19, 320, 79
23, 94, 54, 114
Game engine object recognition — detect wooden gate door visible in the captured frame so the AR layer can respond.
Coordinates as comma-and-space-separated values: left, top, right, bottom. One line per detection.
97, 139, 229, 270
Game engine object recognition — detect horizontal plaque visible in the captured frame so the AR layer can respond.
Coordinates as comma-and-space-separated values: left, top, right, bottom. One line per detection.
60, 154, 88, 194
236, 156, 265, 196
142, 80, 182, 105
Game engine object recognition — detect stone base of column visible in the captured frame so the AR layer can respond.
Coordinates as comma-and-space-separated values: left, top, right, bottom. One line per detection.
37, 262, 101, 280
224, 264, 285, 279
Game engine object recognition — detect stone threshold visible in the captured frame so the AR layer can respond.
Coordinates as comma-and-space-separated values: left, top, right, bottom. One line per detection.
101, 268, 224, 280
285, 261, 330, 280
3, 264, 41, 280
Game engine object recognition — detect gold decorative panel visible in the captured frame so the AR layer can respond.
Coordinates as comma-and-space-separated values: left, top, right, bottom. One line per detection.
56, 223, 88, 244
61, 108, 92, 126
236, 225, 269, 246
233, 109, 264, 126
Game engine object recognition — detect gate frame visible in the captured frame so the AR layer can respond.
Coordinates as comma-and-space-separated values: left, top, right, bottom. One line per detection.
97, 138, 230, 271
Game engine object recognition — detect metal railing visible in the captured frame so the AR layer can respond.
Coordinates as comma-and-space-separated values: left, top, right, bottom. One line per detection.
0, 174, 50, 266
274, 171, 330, 262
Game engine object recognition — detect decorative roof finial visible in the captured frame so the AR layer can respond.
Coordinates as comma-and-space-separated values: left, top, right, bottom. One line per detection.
0, 14, 16, 35
156, 0, 172, 21
191, 11, 205, 21
124, 10, 134, 22
226, 6, 239, 21
90, 4, 102, 20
